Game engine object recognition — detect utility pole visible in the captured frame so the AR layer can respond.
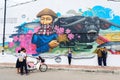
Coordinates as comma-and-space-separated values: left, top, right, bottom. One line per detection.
2, 0, 7, 55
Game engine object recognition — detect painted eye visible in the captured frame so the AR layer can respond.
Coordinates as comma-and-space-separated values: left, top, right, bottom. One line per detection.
100, 23, 110, 30
104, 24, 110, 28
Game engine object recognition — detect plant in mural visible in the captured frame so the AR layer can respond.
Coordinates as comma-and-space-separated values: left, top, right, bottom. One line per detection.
6, 6, 120, 55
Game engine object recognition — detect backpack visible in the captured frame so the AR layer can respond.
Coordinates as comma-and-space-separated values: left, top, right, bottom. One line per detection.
18, 57, 24, 62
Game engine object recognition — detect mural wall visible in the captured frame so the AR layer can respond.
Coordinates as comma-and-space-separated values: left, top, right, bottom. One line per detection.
0, 0, 120, 55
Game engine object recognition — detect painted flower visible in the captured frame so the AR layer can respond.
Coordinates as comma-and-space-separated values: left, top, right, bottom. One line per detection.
59, 27, 64, 34
19, 35, 25, 41
28, 30, 33, 34
26, 34, 32, 40
54, 26, 60, 34
8, 42, 14, 48
27, 44, 36, 54
30, 44, 36, 50
56, 28, 64, 35
78, 35, 81, 38
54, 25, 59, 31
65, 28, 71, 34
68, 33, 74, 40
13, 36, 19, 42
20, 41, 27, 48
26, 31, 33, 40
54, 26, 64, 34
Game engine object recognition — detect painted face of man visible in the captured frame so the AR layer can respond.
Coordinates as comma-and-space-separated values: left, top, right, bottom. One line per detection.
38, 15, 54, 35
40, 15, 53, 25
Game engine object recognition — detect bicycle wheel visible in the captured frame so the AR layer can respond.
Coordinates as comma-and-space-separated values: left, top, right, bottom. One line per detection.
39, 64, 48, 72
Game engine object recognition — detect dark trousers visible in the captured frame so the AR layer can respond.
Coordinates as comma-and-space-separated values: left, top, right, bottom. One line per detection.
68, 57, 72, 65
20, 59, 28, 74
102, 57, 107, 66
98, 57, 107, 66
98, 57, 102, 66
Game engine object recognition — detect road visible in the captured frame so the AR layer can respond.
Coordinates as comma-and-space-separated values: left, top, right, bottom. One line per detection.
0, 67, 120, 80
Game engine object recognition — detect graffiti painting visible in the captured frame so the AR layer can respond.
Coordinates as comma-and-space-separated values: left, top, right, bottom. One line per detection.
1, 5, 120, 55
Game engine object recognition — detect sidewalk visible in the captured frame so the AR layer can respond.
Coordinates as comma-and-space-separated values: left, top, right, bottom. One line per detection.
0, 63, 120, 74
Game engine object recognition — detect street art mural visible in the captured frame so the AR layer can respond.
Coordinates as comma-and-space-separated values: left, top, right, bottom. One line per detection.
2, 5, 120, 55
54, 16, 120, 52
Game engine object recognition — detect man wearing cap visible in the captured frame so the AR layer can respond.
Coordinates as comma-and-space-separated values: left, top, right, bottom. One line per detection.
32, 8, 59, 54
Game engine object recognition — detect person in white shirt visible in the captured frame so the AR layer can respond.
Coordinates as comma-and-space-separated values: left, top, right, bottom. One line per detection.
15, 50, 21, 74
19, 48, 28, 75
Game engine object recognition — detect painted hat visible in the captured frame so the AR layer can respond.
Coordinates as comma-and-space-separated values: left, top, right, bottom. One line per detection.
36, 8, 57, 18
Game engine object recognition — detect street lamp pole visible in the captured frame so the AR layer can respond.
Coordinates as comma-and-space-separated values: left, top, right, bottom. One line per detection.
2, 0, 7, 55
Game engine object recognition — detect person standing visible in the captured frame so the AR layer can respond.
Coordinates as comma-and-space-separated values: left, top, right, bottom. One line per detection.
67, 48, 72, 65
15, 50, 21, 74
96, 48, 102, 66
101, 47, 108, 66
19, 48, 28, 75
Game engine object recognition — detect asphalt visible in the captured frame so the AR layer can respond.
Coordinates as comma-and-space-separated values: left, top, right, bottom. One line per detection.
0, 63, 120, 74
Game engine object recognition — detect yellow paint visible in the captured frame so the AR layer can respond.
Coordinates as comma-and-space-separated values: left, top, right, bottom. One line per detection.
103, 32, 120, 41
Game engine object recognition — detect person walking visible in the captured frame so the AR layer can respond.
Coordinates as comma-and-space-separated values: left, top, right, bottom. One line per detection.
101, 47, 108, 66
67, 48, 72, 65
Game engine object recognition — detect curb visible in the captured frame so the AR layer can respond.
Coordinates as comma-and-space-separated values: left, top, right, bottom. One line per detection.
48, 65, 120, 74
0, 63, 120, 74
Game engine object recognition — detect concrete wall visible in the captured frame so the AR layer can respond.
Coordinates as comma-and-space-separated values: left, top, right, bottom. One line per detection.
1, 53, 120, 67
44, 54, 120, 67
